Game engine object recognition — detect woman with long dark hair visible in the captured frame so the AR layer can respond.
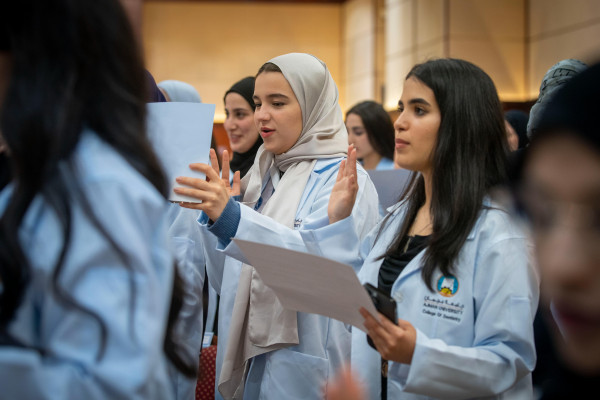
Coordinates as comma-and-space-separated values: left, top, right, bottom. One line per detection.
345, 100, 395, 170
0, 1, 194, 398
326, 58, 539, 398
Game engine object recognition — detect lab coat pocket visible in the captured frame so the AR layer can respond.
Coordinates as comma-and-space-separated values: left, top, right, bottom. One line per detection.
261, 348, 329, 399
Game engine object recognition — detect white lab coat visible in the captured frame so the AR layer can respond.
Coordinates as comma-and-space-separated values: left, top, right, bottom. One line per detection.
166, 204, 206, 400
199, 157, 380, 399
308, 200, 539, 399
0, 132, 175, 399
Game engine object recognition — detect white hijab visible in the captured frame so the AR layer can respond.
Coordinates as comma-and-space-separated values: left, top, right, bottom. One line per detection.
218, 53, 348, 399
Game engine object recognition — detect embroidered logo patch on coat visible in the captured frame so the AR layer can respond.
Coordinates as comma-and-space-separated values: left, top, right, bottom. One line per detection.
437, 274, 459, 297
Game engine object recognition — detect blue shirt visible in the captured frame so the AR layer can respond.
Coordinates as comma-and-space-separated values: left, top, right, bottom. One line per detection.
376, 157, 395, 170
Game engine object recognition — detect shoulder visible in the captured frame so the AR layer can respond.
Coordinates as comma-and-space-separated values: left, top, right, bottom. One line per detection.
469, 201, 527, 243
312, 156, 370, 179
73, 130, 165, 208
464, 200, 531, 269
376, 158, 395, 170
312, 157, 342, 174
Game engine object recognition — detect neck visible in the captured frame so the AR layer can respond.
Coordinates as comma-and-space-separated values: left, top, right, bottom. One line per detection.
362, 152, 382, 170
408, 169, 433, 237
422, 169, 433, 211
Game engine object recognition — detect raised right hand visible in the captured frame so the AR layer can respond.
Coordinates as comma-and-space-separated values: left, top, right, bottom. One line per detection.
328, 145, 359, 224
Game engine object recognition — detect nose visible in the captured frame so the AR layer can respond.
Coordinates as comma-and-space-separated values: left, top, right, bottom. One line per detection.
254, 106, 270, 123
394, 112, 407, 132
223, 116, 234, 132
347, 131, 355, 145
538, 225, 596, 292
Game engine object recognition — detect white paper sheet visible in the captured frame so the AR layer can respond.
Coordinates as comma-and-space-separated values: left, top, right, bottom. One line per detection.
146, 102, 215, 202
233, 238, 378, 332
367, 168, 412, 210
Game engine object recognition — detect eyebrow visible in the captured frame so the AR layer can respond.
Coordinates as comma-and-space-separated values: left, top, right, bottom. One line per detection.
398, 98, 432, 107
253, 93, 290, 101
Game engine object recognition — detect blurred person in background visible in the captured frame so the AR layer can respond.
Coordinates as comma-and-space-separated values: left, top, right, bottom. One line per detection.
0, 0, 195, 398
511, 61, 600, 399
223, 77, 263, 179
346, 101, 395, 170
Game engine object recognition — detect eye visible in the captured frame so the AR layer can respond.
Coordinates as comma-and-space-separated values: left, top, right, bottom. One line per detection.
397, 105, 404, 113
273, 102, 284, 107
519, 190, 557, 231
254, 103, 262, 109
415, 107, 426, 116
235, 111, 246, 119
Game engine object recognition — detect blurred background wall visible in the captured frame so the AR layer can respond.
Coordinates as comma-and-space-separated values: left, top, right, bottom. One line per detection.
141, 0, 600, 147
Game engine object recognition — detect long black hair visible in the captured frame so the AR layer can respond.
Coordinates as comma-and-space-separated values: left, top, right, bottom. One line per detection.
0, 0, 195, 376
381, 59, 509, 290
346, 101, 395, 160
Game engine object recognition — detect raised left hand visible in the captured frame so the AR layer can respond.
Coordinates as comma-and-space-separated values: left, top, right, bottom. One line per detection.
360, 307, 417, 364
174, 149, 241, 221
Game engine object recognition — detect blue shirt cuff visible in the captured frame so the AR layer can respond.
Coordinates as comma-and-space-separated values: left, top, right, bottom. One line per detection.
206, 196, 241, 246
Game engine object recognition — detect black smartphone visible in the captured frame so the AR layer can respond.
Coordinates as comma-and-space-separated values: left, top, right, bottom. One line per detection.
363, 283, 398, 349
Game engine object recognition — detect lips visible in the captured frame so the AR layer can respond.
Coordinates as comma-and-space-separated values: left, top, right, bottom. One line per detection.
395, 138, 409, 149
260, 127, 275, 139
229, 134, 242, 143
552, 301, 600, 337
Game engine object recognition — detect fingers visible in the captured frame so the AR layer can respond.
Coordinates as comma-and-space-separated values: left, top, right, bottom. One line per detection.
173, 185, 213, 202
231, 171, 241, 196
326, 367, 365, 400
175, 175, 211, 191
360, 308, 394, 351
209, 148, 220, 177
360, 307, 383, 331
178, 201, 204, 210
221, 150, 231, 184
359, 307, 377, 322
346, 146, 358, 179
336, 160, 346, 183
189, 162, 221, 182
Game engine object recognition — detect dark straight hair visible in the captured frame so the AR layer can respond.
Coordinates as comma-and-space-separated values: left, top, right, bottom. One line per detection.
0, 0, 195, 376
381, 58, 509, 290
346, 101, 395, 160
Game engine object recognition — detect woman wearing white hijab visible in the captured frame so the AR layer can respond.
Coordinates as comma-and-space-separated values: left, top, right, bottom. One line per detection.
157, 79, 202, 103
175, 53, 380, 399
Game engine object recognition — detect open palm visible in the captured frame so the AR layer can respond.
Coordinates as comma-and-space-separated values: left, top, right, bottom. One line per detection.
328, 146, 359, 224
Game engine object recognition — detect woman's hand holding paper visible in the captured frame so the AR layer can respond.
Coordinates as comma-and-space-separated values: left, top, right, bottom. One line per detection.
175, 149, 241, 221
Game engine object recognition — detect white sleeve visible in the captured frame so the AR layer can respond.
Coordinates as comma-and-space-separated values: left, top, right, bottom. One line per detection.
216, 168, 381, 269
0, 181, 174, 400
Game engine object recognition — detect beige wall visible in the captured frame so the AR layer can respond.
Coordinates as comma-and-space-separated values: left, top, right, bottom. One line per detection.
384, 0, 448, 109
383, 0, 600, 108
341, 0, 377, 111
142, 0, 600, 119
384, 0, 526, 108
528, 0, 600, 97
449, 0, 526, 101
142, 1, 342, 122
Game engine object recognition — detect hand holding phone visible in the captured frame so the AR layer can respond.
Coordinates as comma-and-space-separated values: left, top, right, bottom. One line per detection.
363, 283, 398, 349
